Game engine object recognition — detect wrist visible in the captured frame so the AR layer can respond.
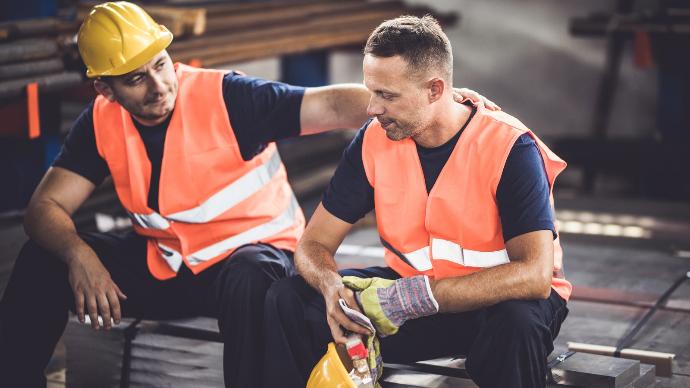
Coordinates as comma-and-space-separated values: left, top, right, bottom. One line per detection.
63, 240, 95, 267
421, 275, 440, 313
317, 271, 343, 295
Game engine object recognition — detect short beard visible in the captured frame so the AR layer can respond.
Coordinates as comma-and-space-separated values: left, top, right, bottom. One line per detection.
383, 119, 421, 141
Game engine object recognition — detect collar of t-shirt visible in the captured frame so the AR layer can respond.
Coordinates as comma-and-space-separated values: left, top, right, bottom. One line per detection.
415, 104, 477, 193
132, 113, 172, 212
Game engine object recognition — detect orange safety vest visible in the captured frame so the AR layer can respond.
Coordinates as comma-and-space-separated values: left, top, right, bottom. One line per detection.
93, 63, 305, 280
362, 107, 572, 301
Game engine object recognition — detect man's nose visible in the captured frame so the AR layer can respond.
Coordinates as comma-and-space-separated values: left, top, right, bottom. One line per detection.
148, 72, 166, 94
366, 97, 384, 117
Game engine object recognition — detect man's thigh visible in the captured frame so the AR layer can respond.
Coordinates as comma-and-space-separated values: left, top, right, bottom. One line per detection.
378, 310, 482, 363
380, 291, 569, 364
199, 242, 297, 318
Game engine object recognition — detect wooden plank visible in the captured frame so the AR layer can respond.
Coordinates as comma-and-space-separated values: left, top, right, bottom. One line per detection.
0, 39, 59, 65
0, 72, 82, 99
202, 0, 403, 34
171, 12, 401, 66
144, 6, 206, 37
0, 58, 64, 81
0, 18, 78, 42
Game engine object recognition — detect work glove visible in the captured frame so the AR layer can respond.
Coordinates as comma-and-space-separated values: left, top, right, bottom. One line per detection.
340, 299, 383, 384
367, 334, 382, 384
342, 276, 439, 337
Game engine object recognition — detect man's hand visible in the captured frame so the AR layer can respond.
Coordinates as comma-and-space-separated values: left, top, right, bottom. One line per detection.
343, 276, 439, 336
320, 278, 372, 344
453, 88, 500, 111
67, 250, 127, 330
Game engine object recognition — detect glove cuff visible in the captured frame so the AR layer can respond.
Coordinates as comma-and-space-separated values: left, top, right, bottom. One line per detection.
422, 275, 440, 312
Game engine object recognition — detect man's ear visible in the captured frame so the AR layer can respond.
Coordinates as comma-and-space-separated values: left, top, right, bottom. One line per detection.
93, 79, 116, 102
427, 78, 445, 103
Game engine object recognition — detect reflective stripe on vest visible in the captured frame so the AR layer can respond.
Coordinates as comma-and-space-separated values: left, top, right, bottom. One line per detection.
129, 211, 170, 230
387, 239, 510, 273
128, 149, 281, 230
155, 195, 300, 271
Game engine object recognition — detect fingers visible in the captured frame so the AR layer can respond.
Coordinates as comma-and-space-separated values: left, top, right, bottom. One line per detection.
331, 303, 370, 336
107, 289, 122, 325
339, 287, 363, 314
454, 88, 480, 105
97, 293, 112, 330
115, 284, 128, 300
484, 97, 501, 111
75, 291, 86, 323
86, 295, 99, 330
453, 88, 501, 111
327, 315, 348, 344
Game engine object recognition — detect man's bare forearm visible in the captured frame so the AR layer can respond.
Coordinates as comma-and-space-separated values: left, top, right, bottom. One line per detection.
328, 84, 371, 129
301, 84, 371, 135
430, 261, 552, 313
24, 199, 93, 265
295, 239, 342, 293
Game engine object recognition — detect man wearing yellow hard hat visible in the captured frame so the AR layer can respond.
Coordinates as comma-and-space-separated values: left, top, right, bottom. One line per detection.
262, 15, 570, 388
0, 2, 494, 387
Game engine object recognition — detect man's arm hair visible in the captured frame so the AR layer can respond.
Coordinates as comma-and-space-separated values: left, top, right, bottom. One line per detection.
295, 202, 354, 292
23, 167, 97, 265
300, 84, 371, 135
430, 229, 554, 313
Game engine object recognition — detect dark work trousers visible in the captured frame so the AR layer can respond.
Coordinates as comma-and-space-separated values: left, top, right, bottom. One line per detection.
262, 266, 569, 388
0, 230, 296, 388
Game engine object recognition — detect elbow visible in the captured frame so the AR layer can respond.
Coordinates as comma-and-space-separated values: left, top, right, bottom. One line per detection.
22, 200, 39, 236
531, 267, 553, 300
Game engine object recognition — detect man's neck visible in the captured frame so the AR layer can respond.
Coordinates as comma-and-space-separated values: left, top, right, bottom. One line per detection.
132, 112, 172, 128
413, 98, 473, 148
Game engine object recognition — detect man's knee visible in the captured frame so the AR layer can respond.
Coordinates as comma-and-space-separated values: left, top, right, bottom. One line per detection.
265, 276, 307, 317
4, 241, 68, 297
488, 300, 551, 344
222, 244, 294, 282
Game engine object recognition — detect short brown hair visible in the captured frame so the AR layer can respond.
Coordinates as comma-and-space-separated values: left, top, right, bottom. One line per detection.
364, 15, 452, 81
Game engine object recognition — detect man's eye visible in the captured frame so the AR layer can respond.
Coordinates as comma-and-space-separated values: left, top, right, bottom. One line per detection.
382, 94, 394, 101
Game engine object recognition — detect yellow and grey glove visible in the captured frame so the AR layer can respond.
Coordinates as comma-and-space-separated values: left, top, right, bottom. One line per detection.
342, 276, 439, 337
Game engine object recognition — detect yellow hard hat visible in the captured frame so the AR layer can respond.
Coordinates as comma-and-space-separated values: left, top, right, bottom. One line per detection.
307, 342, 357, 388
77, 1, 173, 78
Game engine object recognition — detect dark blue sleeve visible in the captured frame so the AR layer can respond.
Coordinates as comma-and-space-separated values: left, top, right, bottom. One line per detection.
321, 121, 375, 224
52, 102, 110, 185
222, 72, 305, 160
496, 133, 556, 242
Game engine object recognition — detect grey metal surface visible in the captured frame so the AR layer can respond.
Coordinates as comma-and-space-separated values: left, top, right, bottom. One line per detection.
551, 352, 640, 388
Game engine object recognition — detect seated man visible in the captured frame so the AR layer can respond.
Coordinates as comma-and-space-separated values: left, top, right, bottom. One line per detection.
0, 3, 493, 388
262, 15, 571, 388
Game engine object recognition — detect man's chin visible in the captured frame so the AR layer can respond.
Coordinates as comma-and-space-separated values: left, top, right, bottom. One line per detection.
384, 130, 407, 141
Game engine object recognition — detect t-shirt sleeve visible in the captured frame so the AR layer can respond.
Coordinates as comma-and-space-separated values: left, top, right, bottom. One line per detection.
496, 133, 556, 242
321, 121, 375, 224
52, 102, 110, 185
222, 71, 305, 160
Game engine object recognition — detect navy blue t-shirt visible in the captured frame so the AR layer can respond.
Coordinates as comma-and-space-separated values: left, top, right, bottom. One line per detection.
53, 71, 305, 211
322, 107, 556, 243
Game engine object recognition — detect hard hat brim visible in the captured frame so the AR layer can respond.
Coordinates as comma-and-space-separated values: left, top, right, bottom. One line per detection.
86, 27, 173, 78
306, 343, 357, 388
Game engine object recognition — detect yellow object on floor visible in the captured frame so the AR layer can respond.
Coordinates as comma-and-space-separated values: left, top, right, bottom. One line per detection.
307, 342, 356, 388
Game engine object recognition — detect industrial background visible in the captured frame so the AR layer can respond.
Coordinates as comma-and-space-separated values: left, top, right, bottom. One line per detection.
0, 0, 688, 387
